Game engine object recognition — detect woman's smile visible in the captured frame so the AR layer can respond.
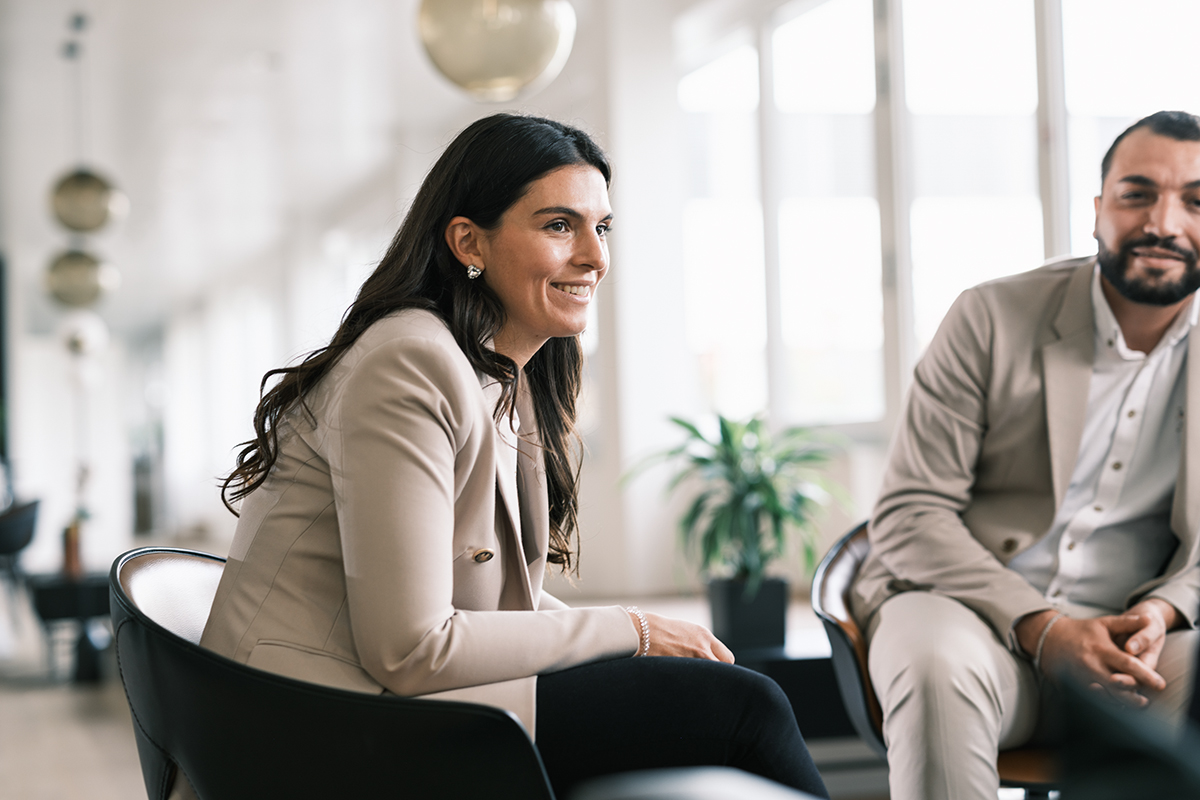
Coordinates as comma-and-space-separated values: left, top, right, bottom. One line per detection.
552, 282, 594, 299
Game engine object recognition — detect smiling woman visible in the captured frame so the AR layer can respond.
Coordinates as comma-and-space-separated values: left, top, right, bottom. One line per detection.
185, 114, 829, 799
444, 164, 612, 367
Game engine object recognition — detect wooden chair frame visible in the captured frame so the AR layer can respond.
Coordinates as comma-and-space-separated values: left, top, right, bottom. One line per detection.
811, 523, 1057, 797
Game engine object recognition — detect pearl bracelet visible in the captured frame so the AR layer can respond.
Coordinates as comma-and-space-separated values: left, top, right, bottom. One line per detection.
1033, 612, 1066, 674
626, 606, 650, 657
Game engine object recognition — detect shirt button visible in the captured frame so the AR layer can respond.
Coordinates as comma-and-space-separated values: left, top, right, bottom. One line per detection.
1112, 461, 1123, 471
1053, 589, 1063, 597
1128, 410, 1137, 418
1093, 505, 1103, 512
1107, 338, 1114, 347
1067, 541, 1076, 551
1002, 538, 1018, 553
473, 548, 496, 563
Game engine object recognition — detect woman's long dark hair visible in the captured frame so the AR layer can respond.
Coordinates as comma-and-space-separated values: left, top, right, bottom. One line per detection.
221, 114, 611, 572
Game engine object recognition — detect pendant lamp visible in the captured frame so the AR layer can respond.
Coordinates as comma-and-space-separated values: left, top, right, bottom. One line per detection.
45, 13, 124, 309
418, 0, 577, 102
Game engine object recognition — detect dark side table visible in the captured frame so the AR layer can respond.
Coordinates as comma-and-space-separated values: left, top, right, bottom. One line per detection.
27, 572, 110, 682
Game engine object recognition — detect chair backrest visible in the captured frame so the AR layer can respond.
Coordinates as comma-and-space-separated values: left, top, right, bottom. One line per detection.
812, 527, 1060, 792
572, 766, 822, 800
1191, 632, 1200, 728
810, 523, 886, 757
117, 548, 224, 644
0, 500, 38, 558
110, 546, 555, 800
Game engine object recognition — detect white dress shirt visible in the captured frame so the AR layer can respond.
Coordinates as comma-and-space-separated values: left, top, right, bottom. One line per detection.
1008, 267, 1197, 617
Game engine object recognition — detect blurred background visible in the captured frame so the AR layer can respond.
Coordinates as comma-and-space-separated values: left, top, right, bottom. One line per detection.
4, 0, 1200, 796
5, 0, 1196, 599
5, 0, 1200, 604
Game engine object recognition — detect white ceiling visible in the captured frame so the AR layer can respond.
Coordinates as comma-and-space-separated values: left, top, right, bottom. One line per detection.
0, 0, 571, 336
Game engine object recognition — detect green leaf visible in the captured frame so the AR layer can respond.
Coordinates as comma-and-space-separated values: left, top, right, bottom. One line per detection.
679, 489, 715, 544
669, 416, 708, 442
624, 412, 846, 580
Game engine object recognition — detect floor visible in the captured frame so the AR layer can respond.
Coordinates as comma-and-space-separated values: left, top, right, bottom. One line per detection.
0, 675, 144, 800
0, 586, 143, 800
0, 579, 891, 799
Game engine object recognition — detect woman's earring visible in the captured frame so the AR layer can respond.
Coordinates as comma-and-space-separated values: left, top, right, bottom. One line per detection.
466, 264, 483, 280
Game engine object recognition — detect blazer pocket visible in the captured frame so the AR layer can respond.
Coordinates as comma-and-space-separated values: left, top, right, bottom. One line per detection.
248, 639, 384, 695
886, 578, 933, 593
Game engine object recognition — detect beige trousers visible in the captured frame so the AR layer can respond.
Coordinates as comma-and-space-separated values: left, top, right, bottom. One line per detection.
867, 592, 1197, 800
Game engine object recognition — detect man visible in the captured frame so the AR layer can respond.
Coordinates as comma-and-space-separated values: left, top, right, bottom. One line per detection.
850, 110, 1200, 800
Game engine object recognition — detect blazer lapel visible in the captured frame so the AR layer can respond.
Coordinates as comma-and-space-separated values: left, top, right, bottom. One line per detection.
514, 381, 552, 611
1171, 322, 1200, 558
482, 377, 534, 610
1042, 263, 1095, 511
494, 432, 534, 611
515, 383, 549, 570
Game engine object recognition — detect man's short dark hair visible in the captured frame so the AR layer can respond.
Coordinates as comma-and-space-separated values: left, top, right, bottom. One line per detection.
1101, 110, 1200, 186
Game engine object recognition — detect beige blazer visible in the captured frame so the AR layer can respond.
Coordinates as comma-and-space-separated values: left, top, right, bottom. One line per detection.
200, 309, 638, 737
851, 257, 1200, 643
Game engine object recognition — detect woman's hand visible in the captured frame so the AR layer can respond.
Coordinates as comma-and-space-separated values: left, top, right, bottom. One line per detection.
628, 610, 735, 663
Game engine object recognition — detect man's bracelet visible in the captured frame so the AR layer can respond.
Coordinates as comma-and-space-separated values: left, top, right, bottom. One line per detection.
1033, 612, 1066, 674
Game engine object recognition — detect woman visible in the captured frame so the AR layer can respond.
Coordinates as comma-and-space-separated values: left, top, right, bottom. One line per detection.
200, 113, 828, 798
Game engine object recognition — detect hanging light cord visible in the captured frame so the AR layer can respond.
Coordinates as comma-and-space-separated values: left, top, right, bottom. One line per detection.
62, 12, 89, 165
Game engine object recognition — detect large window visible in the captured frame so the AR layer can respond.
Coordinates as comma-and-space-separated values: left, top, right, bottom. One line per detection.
774, 0, 883, 425
680, 0, 883, 425
679, 45, 767, 419
904, 0, 1042, 349
677, 0, 1180, 433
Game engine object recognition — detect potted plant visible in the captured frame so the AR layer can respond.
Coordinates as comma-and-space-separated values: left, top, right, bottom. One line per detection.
642, 415, 838, 652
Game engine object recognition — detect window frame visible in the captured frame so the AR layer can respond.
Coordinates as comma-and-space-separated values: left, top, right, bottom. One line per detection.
677, 0, 1072, 441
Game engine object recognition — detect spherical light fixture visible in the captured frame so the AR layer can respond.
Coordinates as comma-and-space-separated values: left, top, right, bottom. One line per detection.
58, 309, 110, 358
418, 0, 577, 102
50, 168, 128, 232
45, 249, 121, 308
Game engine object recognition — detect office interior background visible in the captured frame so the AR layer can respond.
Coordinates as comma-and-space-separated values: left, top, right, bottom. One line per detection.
4, 0, 1199, 609
5, 0, 1200, 607
0, 0, 1198, 793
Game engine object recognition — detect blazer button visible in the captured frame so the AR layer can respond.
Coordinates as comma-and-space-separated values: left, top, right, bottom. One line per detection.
473, 548, 496, 563
1001, 538, 1018, 553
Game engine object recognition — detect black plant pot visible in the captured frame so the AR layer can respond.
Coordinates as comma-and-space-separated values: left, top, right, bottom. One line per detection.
707, 576, 788, 652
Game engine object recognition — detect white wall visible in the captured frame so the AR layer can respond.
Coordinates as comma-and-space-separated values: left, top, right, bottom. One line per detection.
10, 334, 133, 572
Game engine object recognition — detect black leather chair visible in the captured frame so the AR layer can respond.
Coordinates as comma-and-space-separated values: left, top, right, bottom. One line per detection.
0, 499, 38, 626
569, 767, 822, 800
110, 546, 555, 800
811, 523, 1058, 797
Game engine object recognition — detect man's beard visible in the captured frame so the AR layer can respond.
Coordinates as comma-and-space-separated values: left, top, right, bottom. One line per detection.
1097, 233, 1200, 306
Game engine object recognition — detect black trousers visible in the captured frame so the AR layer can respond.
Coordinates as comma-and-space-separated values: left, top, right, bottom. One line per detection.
535, 657, 830, 798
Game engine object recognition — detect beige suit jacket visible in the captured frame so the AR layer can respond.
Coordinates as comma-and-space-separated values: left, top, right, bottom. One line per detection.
200, 309, 638, 737
851, 257, 1200, 644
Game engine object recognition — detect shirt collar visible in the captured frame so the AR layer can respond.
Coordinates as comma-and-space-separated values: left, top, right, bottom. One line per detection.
1091, 264, 1198, 360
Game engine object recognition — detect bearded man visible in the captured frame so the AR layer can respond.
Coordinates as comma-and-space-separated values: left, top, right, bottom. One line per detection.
850, 110, 1200, 800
